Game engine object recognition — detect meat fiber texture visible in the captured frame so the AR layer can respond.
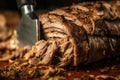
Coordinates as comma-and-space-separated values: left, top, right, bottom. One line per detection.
0, 1, 120, 67
0, 1, 120, 79
38, 1, 120, 66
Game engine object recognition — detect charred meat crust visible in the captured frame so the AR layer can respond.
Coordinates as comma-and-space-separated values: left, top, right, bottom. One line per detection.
0, 1, 120, 67
39, 1, 120, 66
0, 1, 120, 79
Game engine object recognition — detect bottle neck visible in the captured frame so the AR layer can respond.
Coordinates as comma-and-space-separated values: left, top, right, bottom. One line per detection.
21, 5, 34, 14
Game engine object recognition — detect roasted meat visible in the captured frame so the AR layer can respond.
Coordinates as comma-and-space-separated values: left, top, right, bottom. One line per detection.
0, 1, 120, 66
38, 1, 120, 66
0, 1, 120, 79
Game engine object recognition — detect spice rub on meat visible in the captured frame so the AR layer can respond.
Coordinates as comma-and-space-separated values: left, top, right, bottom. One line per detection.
0, 1, 120, 79
38, 1, 120, 66
0, 0, 120, 67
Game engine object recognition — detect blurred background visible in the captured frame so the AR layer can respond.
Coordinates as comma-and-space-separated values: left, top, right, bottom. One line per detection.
0, 0, 96, 10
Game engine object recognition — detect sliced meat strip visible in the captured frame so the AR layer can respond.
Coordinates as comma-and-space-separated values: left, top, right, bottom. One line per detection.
38, 40, 58, 65
60, 41, 70, 53
44, 27, 65, 34
44, 31, 68, 39
58, 46, 73, 67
